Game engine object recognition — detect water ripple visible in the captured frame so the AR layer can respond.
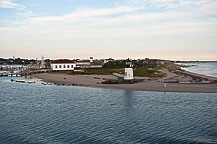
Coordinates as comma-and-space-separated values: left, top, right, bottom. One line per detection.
0, 77, 217, 144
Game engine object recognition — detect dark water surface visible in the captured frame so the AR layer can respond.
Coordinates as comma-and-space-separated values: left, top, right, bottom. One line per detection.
0, 77, 217, 144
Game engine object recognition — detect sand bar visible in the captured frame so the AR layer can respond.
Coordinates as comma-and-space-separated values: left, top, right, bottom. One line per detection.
32, 69, 217, 93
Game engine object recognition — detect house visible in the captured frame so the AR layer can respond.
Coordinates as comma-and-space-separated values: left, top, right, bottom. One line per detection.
76, 60, 91, 68
89, 62, 103, 68
51, 59, 77, 71
103, 58, 115, 64
76, 58, 103, 68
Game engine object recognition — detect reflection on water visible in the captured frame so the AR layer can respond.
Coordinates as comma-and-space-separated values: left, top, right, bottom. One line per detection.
123, 90, 133, 111
0, 77, 217, 144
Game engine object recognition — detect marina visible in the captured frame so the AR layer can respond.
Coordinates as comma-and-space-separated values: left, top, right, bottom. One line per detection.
0, 65, 26, 77
0, 73, 22, 77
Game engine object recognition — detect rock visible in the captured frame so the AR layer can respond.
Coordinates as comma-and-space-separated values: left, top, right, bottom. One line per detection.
102, 79, 144, 84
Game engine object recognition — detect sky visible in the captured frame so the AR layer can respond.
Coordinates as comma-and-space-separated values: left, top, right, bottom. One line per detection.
0, 0, 217, 60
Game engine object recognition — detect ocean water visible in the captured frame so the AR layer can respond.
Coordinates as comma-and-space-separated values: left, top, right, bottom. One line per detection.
0, 77, 217, 144
179, 62, 217, 78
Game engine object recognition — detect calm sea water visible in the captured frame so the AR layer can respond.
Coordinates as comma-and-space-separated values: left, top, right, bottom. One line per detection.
179, 62, 217, 78
0, 77, 217, 144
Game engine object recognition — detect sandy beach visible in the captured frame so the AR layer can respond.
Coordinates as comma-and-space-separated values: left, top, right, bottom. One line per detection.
31, 69, 217, 93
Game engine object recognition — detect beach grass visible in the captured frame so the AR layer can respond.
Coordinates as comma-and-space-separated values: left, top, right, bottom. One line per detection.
134, 67, 165, 78
51, 66, 165, 78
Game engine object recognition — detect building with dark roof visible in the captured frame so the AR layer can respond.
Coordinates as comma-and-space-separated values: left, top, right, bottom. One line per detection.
51, 59, 77, 71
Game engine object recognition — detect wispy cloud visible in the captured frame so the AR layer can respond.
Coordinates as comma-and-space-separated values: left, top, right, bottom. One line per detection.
127, 0, 217, 13
29, 5, 142, 23
0, 0, 25, 10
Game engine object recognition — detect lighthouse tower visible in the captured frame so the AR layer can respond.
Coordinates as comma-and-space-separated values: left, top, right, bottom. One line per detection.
124, 58, 133, 80
40, 55, 45, 69
90, 57, 93, 63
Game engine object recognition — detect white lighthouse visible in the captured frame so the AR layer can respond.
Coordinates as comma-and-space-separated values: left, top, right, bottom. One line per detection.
124, 58, 133, 80
40, 55, 46, 69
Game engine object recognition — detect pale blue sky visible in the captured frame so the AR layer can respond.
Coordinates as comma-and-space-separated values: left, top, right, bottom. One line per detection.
0, 0, 217, 60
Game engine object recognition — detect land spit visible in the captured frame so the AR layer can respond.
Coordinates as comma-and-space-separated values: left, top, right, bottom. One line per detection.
32, 69, 217, 93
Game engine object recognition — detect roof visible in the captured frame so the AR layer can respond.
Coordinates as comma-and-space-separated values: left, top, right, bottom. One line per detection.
76, 64, 89, 66
51, 59, 75, 64
76, 60, 90, 63
91, 62, 102, 65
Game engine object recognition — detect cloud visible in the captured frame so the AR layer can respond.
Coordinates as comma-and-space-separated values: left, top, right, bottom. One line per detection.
2, 8, 216, 40
127, 0, 217, 13
0, 0, 216, 60
28, 5, 142, 23
3, 0, 217, 27
1, 1, 217, 36
0, 0, 25, 10
198, 0, 217, 15
126, 0, 179, 8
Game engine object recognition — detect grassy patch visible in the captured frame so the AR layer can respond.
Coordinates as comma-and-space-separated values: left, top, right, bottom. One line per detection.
51, 66, 165, 78
134, 67, 165, 78
82, 67, 124, 75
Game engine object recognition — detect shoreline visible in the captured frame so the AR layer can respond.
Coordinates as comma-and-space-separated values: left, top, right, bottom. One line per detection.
31, 69, 217, 93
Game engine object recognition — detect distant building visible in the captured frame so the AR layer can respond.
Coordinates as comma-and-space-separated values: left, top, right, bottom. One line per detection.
51, 59, 77, 71
90, 57, 93, 63
76, 58, 103, 68
89, 62, 103, 68
103, 58, 115, 64
137, 58, 167, 67
76, 60, 91, 68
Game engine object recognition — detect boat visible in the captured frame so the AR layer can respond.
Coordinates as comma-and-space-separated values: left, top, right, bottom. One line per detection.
8, 74, 12, 77
15, 79, 25, 83
3, 73, 7, 76
28, 81, 35, 84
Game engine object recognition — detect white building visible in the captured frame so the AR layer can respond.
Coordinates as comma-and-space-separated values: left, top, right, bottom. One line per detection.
76, 59, 102, 68
76, 60, 90, 66
51, 59, 77, 71
40, 55, 46, 69
124, 59, 134, 80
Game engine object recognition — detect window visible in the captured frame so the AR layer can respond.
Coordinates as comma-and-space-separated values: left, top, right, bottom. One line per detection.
67, 65, 69, 68
55, 65, 57, 68
71, 65, 73, 68
64, 65, 66, 68
59, 65, 61, 68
